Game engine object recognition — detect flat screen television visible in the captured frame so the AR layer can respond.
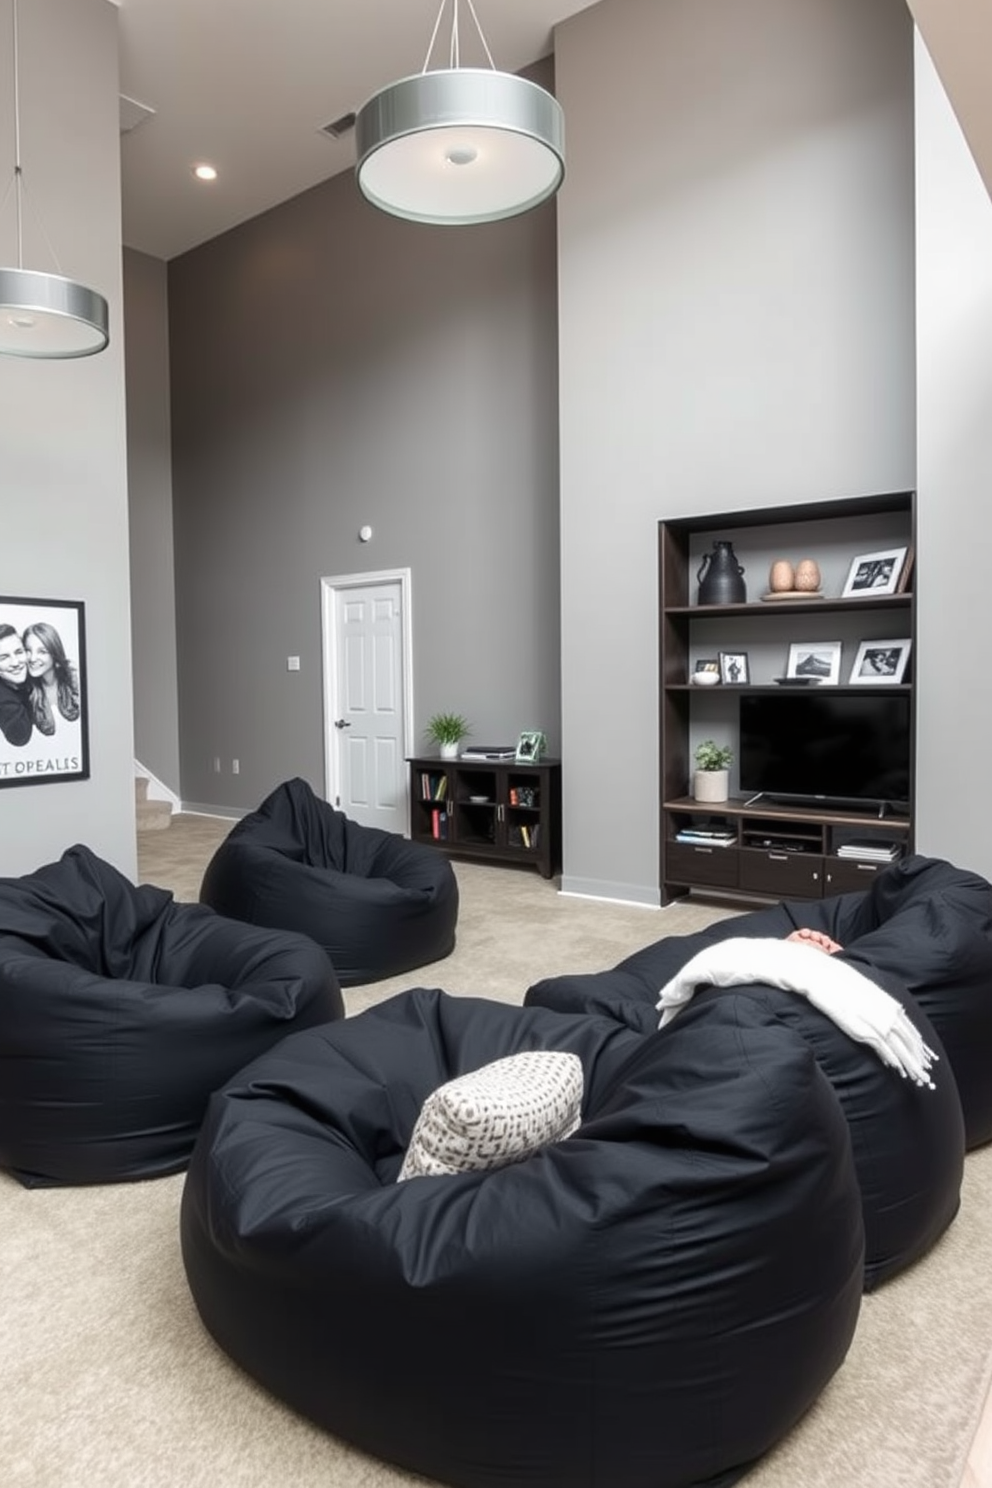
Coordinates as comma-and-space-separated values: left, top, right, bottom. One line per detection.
738, 692, 911, 810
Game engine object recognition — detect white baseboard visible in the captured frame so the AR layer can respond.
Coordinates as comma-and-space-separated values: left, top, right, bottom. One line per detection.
558, 877, 661, 909
178, 801, 248, 821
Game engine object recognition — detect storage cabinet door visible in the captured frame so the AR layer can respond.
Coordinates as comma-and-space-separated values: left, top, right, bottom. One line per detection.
823, 858, 887, 895
410, 763, 453, 845
739, 850, 824, 898
666, 842, 739, 889
502, 768, 547, 865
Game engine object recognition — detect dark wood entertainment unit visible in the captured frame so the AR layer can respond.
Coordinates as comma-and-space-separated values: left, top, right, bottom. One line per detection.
664, 796, 911, 902
408, 756, 562, 879
660, 492, 916, 906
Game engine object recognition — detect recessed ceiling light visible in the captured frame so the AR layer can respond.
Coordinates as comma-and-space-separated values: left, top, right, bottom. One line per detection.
192, 163, 218, 182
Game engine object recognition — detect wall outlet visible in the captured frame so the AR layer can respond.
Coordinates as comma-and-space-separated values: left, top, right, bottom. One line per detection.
232, 758, 240, 775
213, 756, 221, 773
287, 655, 301, 671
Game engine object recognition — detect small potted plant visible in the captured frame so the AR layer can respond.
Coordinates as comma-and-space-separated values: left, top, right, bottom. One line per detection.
425, 711, 472, 760
693, 739, 733, 803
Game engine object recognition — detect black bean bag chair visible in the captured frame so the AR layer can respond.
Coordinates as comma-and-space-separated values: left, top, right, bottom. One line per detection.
0, 844, 343, 1188
181, 988, 864, 1488
774, 854, 992, 1150
199, 777, 459, 987
542, 853, 992, 1147
526, 854, 977, 1290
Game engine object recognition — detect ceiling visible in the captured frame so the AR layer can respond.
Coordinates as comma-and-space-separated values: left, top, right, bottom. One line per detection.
115, 0, 596, 261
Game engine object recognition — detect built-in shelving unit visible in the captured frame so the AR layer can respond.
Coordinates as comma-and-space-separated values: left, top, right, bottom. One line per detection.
659, 492, 916, 906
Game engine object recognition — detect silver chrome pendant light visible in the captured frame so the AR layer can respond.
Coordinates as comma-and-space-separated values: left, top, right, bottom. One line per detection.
355, 0, 564, 226
0, 0, 109, 358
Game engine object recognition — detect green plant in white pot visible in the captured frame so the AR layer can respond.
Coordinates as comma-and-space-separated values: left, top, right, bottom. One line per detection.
425, 711, 472, 760
693, 739, 733, 803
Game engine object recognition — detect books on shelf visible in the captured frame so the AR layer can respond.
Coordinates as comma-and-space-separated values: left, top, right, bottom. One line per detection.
676, 829, 736, 847
836, 840, 900, 862
460, 746, 517, 760
419, 772, 448, 801
510, 823, 541, 849
431, 807, 449, 841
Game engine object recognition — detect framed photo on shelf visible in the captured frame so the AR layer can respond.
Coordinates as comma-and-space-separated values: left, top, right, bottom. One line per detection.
718, 651, 750, 685
841, 547, 909, 599
895, 546, 915, 593
515, 730, 547, 763
786, 640, 842, 684
849, 638, 912, 685
0, 594, 89, 788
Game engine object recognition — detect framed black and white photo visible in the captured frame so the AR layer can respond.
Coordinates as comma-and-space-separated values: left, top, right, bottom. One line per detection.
718, 651, 750, 685
515, 730, 547, 764
0, 596, 89, 788
786, 640, 843, 684
849, 638, 912, 685
841, 547, 909, 599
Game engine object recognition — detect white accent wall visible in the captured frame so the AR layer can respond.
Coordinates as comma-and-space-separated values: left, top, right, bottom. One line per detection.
913, 35, 992, 879
555, 0, 917, 904
0, 0, 134, 879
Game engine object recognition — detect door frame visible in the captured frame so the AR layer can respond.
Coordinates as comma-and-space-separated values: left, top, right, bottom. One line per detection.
319, 568, 414, 822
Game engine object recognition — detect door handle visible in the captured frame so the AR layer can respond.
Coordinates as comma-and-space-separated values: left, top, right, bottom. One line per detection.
334, 719, 352, 729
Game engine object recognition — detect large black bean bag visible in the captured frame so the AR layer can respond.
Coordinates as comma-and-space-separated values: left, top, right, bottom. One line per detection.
776, 855, 992, 1150
562, 853, 992, 1148
526, 855, 975, 1290
181, 988, 864, 1488
0, 844, 343, 1188
199, 777, 458, 986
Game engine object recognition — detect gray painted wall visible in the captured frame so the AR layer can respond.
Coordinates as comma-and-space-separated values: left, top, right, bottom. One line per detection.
127, 0, 989, 902
914, 36, 992, 880
555, 0, 917, 904
166, 59, 560, 815
0, 0, 135, 879
124, 248, 180, 795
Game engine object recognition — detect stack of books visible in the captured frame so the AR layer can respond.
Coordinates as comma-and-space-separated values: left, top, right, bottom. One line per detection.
836, 840, 901, 862
461, 746, 516, 761
675, 826, 736, 848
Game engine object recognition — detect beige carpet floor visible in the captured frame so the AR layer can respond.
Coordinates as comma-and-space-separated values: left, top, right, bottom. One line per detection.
2, 814, 991, 1488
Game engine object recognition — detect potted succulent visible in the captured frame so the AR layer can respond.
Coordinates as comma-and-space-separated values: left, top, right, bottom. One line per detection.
425, 711, 472, 760
693, 739, 733, 803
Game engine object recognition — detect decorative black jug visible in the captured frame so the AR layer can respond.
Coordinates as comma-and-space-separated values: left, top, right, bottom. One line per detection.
697, 541, 747, 605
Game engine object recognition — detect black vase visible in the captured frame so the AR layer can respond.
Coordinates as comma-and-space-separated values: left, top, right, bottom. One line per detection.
697, 541, 747, 605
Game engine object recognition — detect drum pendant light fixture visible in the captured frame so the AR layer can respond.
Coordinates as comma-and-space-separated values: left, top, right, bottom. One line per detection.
0, 0, 109, 358
355, 0, 564, 226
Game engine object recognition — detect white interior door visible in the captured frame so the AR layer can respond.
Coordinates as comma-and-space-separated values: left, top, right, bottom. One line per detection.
321, 570, 413, 833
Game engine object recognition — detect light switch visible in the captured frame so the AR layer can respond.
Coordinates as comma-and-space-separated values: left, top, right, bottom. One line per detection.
287, 656, 301, 671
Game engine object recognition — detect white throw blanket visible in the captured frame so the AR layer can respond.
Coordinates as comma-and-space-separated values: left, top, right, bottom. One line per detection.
656, 937, 937, 1089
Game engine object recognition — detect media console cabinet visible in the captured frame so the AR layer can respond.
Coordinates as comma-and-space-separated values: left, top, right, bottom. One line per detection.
664, 797, 911, 903
660, 491, 916, 906
409, 756, 562, 879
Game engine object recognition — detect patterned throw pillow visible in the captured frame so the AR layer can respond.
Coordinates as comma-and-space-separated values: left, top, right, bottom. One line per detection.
398, 1050, 584, 1181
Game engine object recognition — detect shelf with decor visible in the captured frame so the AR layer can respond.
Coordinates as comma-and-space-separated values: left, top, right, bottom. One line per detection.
408, 757, 562, 879
659, 492, 916, 906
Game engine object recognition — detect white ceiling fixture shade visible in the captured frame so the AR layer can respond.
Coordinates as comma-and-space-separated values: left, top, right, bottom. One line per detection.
355, 0, 564, 226
0, 0, 109, 359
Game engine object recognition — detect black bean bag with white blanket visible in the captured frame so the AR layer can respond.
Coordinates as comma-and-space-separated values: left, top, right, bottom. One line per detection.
199, 777, 459, 986
0, 844, 343, 1187
181, 987, 864, 1488
526, 854, 977, 1289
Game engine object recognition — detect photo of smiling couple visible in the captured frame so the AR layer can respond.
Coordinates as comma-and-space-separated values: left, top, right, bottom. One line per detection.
0, 597, 88, 786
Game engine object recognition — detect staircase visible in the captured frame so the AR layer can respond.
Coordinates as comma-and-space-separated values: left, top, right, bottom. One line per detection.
135, 774, 173, 833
